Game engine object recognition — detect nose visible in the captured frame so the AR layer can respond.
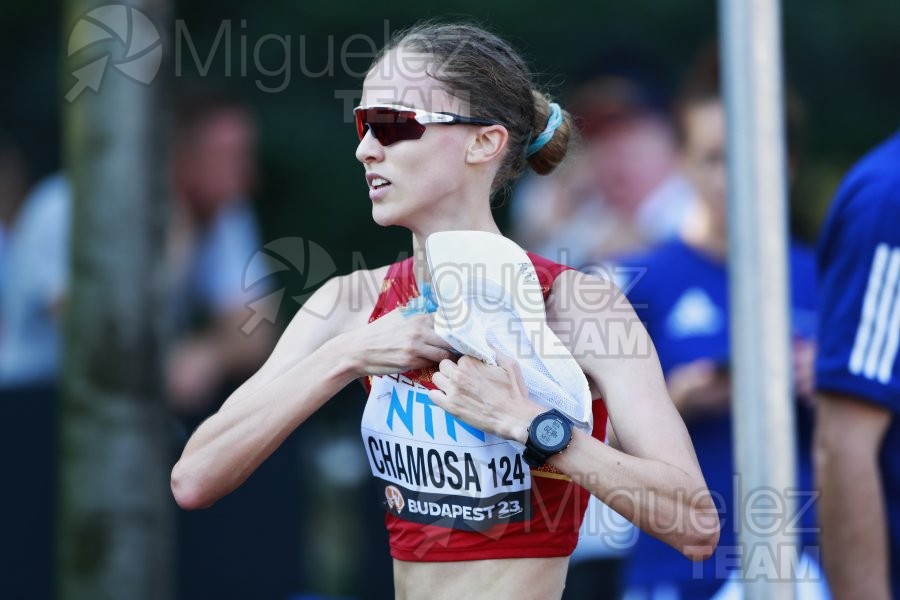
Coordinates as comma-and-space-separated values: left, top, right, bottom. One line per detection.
355, 129, 385, 165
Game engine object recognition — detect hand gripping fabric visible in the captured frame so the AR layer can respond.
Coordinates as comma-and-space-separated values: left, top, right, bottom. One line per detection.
425, 231, 593, 435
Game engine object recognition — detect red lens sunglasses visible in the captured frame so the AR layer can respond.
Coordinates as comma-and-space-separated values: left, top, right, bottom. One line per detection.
354, 104, 498, 146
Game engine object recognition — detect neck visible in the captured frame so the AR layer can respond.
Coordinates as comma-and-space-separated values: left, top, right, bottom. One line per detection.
680, 198, 728, 261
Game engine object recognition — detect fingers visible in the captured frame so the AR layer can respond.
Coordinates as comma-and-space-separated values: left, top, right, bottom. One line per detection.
492, 345, 520, 371
427, 388, 448, 407
429, 347, 457, 365
403, 312, 455, 351
431, 361, 467, 397
489, 345, 527, 394
431, 370, 450, 391
437, 357, 458, 379
688, 359, 718, 378
421, 330, 455, 352
791, 339, 816, 400
434, 357, 480, 392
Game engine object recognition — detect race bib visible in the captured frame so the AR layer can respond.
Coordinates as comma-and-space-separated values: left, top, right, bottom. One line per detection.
361, 372, 531, 532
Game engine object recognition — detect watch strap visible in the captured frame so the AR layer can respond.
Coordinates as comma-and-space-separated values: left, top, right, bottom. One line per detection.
522, 444, 549, 468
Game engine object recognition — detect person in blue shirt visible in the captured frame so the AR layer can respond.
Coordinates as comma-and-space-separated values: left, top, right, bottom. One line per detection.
814, 131, 900, 600
597, 50, 826, 599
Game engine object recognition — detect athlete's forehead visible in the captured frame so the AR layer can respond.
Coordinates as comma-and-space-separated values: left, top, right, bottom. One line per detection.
360, 48, 465, 114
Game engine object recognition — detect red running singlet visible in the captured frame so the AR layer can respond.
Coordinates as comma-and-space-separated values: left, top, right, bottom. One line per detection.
360, 252, 608, 562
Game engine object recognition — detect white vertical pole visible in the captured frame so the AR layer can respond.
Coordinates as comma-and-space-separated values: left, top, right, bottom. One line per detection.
719, 0, 797, 598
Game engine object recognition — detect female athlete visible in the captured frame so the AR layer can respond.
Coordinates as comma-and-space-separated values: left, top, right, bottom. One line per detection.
171, 22, 719, 600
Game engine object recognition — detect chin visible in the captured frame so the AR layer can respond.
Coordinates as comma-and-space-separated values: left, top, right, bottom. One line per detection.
371, 213, 394, 228
371, 199, 420, 230
371, 205, 406, 229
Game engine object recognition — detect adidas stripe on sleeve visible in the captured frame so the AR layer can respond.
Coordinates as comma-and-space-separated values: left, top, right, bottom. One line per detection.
816, 163, 900, 410
849, 244, 900, 384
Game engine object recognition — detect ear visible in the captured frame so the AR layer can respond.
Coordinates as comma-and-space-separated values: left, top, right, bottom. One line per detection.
465, 125, 508, 165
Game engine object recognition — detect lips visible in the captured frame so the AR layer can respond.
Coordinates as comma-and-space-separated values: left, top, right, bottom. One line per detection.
366, 172, 392, 190
366, 172, 392, 202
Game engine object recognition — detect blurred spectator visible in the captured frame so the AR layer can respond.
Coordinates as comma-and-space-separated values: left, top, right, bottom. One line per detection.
0, 93, 275, 403
0, 133, 56, 388
604, 48, 826, 599
168, 91, 299, 600
536, 62, 695, 600
0, 92, 289, 598
166, 91, 275, 417
0, 170, 69, 387
0, 134, 58, 600
510, 64, 696, 267
814, 130, 900, 599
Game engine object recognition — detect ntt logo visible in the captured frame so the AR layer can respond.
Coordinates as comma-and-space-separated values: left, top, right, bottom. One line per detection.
66, 3, 163, 102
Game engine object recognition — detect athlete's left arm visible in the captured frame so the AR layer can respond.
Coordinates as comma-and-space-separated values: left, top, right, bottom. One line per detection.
547, 270, 720, 559
430, 270, 719, 560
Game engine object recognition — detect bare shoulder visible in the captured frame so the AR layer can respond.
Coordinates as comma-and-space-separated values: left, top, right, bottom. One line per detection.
545, 268, 658, 401
223, 263, 392, 397
546, 268, 632, 322
290, 263, 391, 336
262, 263, 392, 371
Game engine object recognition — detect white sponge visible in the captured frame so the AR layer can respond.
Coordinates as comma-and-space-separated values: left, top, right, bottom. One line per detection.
425, 231, 593, 433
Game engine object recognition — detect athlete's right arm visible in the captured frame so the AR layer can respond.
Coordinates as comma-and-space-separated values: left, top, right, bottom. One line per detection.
170, 270, 453, 510
814, 392, 892, 600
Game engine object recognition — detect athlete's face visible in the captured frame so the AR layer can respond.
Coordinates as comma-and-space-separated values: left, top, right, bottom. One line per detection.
355, 48, 478, 229
681, 99, 727, 229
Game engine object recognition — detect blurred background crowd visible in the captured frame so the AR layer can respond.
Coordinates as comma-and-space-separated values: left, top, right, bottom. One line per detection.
1, 0, 898, 598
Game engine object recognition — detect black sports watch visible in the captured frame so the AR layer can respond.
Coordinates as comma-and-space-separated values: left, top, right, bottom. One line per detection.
522, 409, 574, 468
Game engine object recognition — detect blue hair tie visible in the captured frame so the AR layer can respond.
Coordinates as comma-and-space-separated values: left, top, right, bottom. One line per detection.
526, 102, 563, 157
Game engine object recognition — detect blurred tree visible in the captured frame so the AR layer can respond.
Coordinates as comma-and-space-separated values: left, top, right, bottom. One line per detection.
59, 0, 173, 598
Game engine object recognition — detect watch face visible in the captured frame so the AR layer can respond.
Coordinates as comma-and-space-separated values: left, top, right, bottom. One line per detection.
535, 417, 566, 449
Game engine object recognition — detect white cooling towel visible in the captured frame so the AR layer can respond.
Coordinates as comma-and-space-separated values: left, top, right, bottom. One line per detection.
425, 231, 593, 434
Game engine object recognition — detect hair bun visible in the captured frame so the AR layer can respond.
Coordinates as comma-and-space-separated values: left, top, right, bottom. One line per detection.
527, 91, 573, 176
